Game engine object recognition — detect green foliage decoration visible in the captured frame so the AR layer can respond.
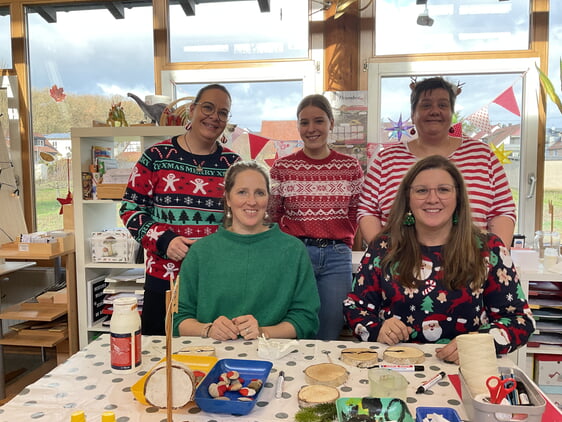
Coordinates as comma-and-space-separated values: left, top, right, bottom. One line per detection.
294, 402, 338, 422
536, 59, 562, 114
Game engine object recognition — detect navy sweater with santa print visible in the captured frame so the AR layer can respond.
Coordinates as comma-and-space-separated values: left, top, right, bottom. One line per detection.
343, 233, 535, 354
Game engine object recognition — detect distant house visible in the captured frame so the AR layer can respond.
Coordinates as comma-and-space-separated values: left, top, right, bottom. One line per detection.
548, 140, 562, 159
44, 133, 71, 158
260, 120, 299, 141
33, 133, 61, 163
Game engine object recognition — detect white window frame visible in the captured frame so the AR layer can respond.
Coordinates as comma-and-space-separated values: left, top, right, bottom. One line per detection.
161, 60, 319, 101
367, 57, 541, 241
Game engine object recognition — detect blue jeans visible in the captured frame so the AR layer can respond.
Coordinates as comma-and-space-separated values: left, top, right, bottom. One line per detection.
304, 243, 352, 340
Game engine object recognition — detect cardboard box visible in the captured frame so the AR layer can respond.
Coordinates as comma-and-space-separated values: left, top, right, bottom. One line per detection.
96, 183, 127, 199
63, 204, 74, 231
535, 354, 562, 394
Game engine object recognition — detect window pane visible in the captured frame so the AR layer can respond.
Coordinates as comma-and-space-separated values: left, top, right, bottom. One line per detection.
545, 2, 562, 234
27, 4, 153, 231
375, 0, 530, 55
0, 7, 11, 68
378, 73, 524, 229
170, 0, 308, 62
175, 81, 303, 134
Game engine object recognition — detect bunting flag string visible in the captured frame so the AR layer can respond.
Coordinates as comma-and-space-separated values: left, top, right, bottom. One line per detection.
465, 106, 494, 134
248, 133, 271, 160
492, 86, 521, 117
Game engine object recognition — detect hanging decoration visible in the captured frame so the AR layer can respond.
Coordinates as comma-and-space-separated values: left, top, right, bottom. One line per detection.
490, 142, 512, 165
492, 86, 521, 117
248, 133, 271, 160
384, 114, 413, 141
465, 106, 494, 134
49, 85, 66, 102
56, 158, 73, 214
449, 122, 463, 138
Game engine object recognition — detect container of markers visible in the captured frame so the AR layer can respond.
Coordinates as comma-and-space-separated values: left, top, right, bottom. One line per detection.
459, 366, 545, 422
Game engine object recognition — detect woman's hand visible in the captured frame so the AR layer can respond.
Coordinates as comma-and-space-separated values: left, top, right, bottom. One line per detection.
435, 339, 460, 365
377, 319, 412, 345
232, 315, 260, 340
208, 316, 239, 341
166, 236, 196, 261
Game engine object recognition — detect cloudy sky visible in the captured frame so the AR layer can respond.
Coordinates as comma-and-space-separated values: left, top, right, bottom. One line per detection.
1, 0, 562, 131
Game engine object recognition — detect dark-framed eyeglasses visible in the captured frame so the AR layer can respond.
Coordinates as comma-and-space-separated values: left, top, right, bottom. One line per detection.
410, 184, 456, 200
194, 101, 231, 122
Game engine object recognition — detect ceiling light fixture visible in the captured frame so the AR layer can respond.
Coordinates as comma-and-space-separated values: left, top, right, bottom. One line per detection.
417, 5, 434, 27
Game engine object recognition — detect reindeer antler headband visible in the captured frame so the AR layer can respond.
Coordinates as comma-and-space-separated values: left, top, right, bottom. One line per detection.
409, 77, 464, 96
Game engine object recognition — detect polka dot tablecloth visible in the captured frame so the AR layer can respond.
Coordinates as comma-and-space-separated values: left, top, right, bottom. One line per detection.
0, 335, 474, 421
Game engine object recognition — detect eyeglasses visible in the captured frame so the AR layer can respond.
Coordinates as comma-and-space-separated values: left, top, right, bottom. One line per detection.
194, 101, 231, 122
410, 184, 456, 199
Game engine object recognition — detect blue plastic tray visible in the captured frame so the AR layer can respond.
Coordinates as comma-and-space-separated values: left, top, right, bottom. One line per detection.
194, 358, 272, 415
415, 406, 462, 422
336, 397, 414, 422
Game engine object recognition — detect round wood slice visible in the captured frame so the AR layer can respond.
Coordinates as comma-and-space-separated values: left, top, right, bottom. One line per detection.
303, 363, 349, 387
339, 347, 378, 368
297, 384, 340, 408
383, 346, 425, 364
144, 361, 195, 409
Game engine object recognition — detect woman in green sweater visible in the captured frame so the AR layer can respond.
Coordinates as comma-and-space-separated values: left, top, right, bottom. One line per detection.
173, 161, 320, 340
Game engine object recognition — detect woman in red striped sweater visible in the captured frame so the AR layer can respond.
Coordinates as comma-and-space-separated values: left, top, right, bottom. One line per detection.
358, 77, 516, 248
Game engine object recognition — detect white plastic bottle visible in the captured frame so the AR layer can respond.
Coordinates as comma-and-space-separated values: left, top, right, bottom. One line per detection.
110, 296, 142, 374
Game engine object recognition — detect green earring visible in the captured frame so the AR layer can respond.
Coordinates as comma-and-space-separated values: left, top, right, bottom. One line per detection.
403, 211, 415, 226
452, 212, 458, 225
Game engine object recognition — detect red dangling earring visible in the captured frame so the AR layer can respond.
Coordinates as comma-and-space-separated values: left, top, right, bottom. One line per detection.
449, 126, 455, 134
410, 128, 416, 135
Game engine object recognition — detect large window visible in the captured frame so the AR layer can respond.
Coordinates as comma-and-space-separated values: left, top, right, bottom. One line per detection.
545, 2, 562, 233
169, 0, 308, 62
26, 3, 153, 231
375, 0, 530, 55
367, 58, 540, 242
0, 6, 11, 68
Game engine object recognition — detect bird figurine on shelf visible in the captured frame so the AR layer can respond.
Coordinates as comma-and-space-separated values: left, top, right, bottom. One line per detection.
127, 92, 168, 125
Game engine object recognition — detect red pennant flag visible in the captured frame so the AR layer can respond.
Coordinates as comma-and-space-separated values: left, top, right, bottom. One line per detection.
248, 133, 270, 159
264, 152, 278, 168
492, 86, 520, 117
449, 122, 463, 138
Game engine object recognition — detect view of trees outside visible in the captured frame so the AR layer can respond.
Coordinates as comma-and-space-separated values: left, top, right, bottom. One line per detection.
27, 5, 153, 231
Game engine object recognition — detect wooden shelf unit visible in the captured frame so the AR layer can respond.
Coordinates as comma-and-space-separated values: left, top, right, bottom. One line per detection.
71, 126, 184, 348
0, 241, 77, 399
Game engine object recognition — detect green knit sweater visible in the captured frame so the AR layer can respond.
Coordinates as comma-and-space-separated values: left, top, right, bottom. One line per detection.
173, 224, 320, 339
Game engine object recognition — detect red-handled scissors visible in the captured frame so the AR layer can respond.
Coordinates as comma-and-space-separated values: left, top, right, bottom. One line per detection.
486, 376, 517, 404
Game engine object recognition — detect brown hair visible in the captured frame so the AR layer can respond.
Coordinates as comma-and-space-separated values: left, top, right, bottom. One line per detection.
296, 94, 334, 121
194, 83, 232, 103
410, 77, 457, 118
379, 155, 487, 290
222, 161, 270, 228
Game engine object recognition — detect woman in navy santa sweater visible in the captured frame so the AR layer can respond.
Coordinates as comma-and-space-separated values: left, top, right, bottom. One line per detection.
120, 84, 240, 335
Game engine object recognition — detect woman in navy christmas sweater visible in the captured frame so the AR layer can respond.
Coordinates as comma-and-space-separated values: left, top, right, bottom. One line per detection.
120, 84, 240, 335
344, 155, 534, 364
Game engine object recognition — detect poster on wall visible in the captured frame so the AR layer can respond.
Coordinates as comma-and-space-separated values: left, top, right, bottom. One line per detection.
323, 91, 368, 173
